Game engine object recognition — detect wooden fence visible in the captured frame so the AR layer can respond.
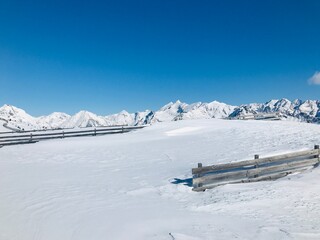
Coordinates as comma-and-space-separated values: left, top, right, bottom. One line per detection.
0, 125, 145, 147
192, 145, 320, 192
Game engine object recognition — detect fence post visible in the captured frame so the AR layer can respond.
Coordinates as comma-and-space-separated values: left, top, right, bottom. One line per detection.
254, 154, 259, 168
30, 133, 32, 141
192, 163, 203, 189
253, 154, 260, 178
197, 163, 203, 177
195, 163, 203, 188
94, 128, 96, 136
314, 145, 319, 161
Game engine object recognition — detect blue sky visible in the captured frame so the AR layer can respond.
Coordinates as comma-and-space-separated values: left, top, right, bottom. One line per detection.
0, 0, 320, 116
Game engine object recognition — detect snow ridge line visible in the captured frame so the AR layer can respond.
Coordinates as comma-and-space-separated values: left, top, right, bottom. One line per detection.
1, 98, 320, 131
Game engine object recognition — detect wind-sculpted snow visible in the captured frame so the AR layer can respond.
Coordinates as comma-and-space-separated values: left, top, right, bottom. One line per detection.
1, 98, 320, 130
1, 119, 320, 239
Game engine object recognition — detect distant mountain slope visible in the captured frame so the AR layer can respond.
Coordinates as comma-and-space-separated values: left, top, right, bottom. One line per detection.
0, 98, 319, 131
0, 104, 40, 130
230, 99, 320, 123
37, 112, 71, 129
0, 119, 9, 132
59, 111, 107, 128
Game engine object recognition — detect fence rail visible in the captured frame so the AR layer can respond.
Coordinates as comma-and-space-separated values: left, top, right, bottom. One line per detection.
0, 125, 146, 147
192, 145, 320, 192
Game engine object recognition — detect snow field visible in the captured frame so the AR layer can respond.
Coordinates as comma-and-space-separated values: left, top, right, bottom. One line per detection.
1, 119, 320, 239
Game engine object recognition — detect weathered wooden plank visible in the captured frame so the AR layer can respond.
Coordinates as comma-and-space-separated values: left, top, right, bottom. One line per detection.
193, 169, 247, 186
0, 128, 136, 142
0, 130, 132, 146
193, 167, 311, 192
0, 131, 129, 145
193, 172, 290, 191
0, 130, 126, 143
0, 140, 39, 146
192, 149, 319, 175
314, 145, 320, 160
248, 158, 318, 178
0, 131, 15, 135
0, 126, 145, 140
193, 158, 318, 186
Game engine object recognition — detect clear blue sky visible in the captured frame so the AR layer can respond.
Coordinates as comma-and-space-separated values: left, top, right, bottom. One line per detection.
0, 0, 320, 116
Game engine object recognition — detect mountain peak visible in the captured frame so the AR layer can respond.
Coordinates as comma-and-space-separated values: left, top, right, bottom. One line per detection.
0, 104, 25, 113
119, 110, 130, 115
1, 98, 320, 130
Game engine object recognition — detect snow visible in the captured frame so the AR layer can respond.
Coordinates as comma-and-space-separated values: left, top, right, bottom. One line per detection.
105, 110, 135, 126
1, 119, 320, 239
153, 100, 236, 123
0, 100, 236, 130
153, 100, 188, 122
59, 110, 108, 128
0, 105, 39, 130
233, 99, 320, 123
298, 100, 318, 117
166, 126, 204, 136
1, 98, 320, 130
0, 119, 9, 132
37, 112, 71, 129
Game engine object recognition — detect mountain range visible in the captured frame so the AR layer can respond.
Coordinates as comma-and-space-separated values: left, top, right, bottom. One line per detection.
0, 99, 319, 131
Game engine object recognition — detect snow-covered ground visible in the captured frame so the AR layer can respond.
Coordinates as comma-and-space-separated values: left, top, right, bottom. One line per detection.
1, 119, 320, 240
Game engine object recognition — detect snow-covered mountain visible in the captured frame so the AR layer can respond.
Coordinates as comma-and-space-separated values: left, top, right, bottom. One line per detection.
105, 110, 135, 126
37, 112, 71, 129
1, 98, 320, 131
150, 100, 236, 123
59, 111, 107, 129
230, 98, 320, 123
0, 104, 40, 131
181, 101, 236, 120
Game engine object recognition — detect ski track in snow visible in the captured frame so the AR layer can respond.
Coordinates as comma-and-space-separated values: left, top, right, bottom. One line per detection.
1, 119, 320, 239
